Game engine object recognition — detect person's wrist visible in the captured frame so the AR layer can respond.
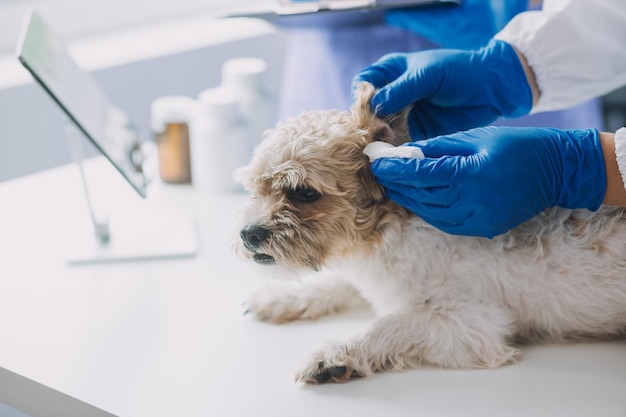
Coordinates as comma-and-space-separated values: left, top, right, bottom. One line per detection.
557, 128, 606, 211
511, 45, 539, 107
480, 39, 533, 118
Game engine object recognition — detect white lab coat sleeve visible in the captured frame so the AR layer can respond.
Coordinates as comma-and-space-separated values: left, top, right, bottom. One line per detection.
613, 127, 626, 194
494, 0, 626, 113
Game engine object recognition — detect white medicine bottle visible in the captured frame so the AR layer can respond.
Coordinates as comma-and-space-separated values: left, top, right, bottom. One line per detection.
190, 87, 249, 193
221, 58, 276, 150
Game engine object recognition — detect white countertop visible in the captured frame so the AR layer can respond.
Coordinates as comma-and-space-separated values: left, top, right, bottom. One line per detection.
0, 157, 625, 417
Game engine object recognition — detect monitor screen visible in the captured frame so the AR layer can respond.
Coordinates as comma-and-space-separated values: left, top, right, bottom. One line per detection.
16, 9, 147, 198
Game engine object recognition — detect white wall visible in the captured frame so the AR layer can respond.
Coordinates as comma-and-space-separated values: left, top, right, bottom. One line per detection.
0, 0, 262, 53
0, 19, 287, 181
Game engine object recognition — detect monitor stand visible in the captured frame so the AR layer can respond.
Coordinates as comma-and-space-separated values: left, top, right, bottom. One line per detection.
64, 120, 199, 265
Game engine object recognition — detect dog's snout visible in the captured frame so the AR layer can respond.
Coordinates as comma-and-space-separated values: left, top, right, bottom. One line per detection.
240, 224, 270, 251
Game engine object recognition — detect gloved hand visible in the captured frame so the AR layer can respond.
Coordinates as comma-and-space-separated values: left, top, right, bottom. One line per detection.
370, 126, 607, 238
385, 0, 528, 49
352, 39, 533, 141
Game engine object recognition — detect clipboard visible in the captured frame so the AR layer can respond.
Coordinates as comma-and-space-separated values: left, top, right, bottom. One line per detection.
225, 0, 461, 26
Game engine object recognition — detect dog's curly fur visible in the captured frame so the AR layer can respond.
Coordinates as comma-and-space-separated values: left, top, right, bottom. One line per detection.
233, 83, 626, 384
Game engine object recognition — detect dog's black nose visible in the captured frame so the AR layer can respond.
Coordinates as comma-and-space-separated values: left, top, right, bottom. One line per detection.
240, 224, 270, 251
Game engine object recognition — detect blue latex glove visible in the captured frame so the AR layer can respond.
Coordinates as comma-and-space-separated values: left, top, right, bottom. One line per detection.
352, 39, 533, 141
370, 126, 607, 238
385, 0, 529, 49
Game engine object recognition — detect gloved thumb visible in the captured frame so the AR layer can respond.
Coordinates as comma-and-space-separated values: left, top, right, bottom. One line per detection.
404, 133, 482, 158
370, 155, 456, 188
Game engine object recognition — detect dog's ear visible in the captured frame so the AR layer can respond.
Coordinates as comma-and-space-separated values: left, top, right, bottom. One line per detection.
351, 82, 411, 146
359, 163, 386, 203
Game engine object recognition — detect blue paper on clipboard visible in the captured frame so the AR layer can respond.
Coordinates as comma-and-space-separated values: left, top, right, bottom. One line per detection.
276, 0, 459, 15
225, 0, 461, 25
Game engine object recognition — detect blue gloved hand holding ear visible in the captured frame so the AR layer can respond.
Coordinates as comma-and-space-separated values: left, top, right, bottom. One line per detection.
352, 39, 533, 141
370, 126, 607, 238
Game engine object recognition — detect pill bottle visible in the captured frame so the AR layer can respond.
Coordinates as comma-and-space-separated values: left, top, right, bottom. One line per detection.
221, 57, 276, 150
191, 87, 249, 193
151, 96, 194, 184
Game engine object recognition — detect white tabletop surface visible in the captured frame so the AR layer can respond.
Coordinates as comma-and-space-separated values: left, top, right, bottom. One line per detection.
0, 157, 625, 417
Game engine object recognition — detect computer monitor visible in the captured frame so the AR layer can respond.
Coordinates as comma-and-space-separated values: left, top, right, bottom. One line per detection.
14, 9, 198, 264
16, 9, 147, 198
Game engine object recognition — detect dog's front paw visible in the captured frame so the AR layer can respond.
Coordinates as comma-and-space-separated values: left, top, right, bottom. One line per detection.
244, 279, 360, 324
243, 284, 325, 324
295, 342, 370, 384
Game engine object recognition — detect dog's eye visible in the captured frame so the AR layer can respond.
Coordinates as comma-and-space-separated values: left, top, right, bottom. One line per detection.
288, 186, 321, 203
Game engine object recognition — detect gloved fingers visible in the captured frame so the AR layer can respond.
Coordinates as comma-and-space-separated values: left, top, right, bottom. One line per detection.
419, 203, 519, 239
358, 51, 449, 117
351, 67, 394, 92
381, 181, 501, 238
383, 186, 484, 231
403, 129, 490, 158
413, 138, 475, 158
377, 179, 459, 207
381, 187, 454, 222
430, 221, 498, 239
387, 193, 496, 238
370, 153, 478, 188
351, 53, 406, 93
351, 73, 383, 105
370, 157, 452, 188
407, 105, 500, 141
370, 71, 434, 117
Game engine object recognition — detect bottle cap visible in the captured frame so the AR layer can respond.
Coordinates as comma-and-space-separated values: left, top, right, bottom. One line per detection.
221, 58, 267, 92
150, 95, 195, 132
196, 87, 240, 123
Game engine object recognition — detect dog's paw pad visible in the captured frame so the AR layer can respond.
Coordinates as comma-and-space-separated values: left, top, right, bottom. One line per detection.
313, 362, 352, 383
297, 361, 354, 384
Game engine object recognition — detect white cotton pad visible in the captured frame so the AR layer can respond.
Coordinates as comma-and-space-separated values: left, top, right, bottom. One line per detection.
363, 141, 425, 162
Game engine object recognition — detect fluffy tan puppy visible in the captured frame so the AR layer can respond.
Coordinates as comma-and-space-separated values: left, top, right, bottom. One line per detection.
233, 83, 626, 383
